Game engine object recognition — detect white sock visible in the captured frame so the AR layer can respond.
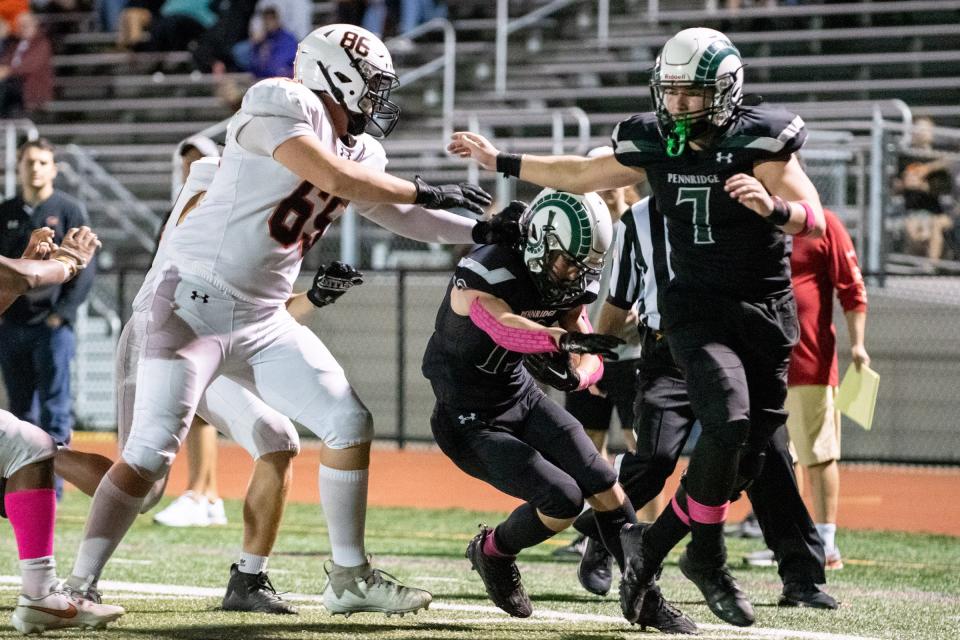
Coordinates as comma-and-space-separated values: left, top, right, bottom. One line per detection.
319, 465, 368, 568
69, 474, 146, 586
238, 552, 269, 575
20, 556, 58, 598
816, 522, 837, 552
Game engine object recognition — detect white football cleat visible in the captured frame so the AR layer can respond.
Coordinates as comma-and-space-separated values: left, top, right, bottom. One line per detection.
321, 560, 432, 616
207, 498, 228, 526
153, 491, 210, 527
11, 589, 124, 634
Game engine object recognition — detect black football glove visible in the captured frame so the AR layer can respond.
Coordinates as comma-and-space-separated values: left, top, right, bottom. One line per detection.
307, 261, 364, 308
523, 351, 581, 393
413, 175, 492, 216
558, 332, 625, 360
471, 200, 528, 248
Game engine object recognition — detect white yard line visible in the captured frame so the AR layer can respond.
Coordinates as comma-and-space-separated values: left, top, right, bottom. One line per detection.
0, 576, 883, 640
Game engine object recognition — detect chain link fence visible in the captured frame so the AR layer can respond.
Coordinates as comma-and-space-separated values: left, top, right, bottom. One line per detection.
84, 265, 960, 465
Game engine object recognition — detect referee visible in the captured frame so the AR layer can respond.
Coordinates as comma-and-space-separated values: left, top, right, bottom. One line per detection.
0, 138, 95, 499
573, 196, 837, 609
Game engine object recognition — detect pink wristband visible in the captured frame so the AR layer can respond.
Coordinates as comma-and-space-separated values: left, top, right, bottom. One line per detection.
577, 357, 604, 391
798, 201, 816, 237
469, 298, 559, 354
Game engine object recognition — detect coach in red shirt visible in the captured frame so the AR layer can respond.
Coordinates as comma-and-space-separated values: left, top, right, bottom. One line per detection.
786, 208, 869, 571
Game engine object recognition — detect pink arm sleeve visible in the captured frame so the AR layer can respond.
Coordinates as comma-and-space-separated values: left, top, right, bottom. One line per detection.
469, 298, 559, 354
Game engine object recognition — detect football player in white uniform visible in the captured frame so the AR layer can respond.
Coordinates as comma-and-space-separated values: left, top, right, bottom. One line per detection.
0, 226, 126, 634
65, 24, 517, 617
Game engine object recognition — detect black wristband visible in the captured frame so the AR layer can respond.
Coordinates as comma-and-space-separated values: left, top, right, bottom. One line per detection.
496, 152, 522, 178
767, 196, 791, 226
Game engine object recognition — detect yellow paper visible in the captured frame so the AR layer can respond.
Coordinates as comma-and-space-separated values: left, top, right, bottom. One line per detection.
835, 364, 880, 431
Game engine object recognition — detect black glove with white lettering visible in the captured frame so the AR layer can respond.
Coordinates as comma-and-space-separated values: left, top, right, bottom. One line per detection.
471, 200, 528, 248
558, 332, 625, 360
307, 261, 364, 308
413, 175, 492, 216
523, 351, 580, 393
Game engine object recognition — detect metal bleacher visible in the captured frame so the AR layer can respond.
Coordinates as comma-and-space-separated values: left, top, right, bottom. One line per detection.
25, 0, 960, 251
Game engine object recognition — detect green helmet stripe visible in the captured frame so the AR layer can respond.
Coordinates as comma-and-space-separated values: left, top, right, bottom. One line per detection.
539, 193, 592, 259
694, 41, 739, 83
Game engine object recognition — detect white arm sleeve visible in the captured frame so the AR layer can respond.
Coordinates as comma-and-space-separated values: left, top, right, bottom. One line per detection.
353, 202, 477, 244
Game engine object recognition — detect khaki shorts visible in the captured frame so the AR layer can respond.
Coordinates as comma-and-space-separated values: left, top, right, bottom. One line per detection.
785, 384, 841, 466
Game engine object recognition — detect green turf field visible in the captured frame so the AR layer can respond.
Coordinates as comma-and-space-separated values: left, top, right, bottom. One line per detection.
1, 493, 957, 639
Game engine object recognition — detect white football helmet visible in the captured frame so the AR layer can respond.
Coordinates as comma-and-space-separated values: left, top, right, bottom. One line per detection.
521, 189, 613, 305
294, 24, 401, 138
650, 27, 744, 156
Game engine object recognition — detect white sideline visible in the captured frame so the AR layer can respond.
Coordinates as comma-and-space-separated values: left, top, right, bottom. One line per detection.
0, 576, 881, 640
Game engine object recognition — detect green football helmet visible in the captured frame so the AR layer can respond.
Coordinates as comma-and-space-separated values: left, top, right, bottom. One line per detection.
521, 189, 613, 305
650, 27, 744, 157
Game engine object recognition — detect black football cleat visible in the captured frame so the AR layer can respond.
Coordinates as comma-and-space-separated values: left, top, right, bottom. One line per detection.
577, 536, 613, 596
637, 586, 699, 635
678, 551, 754, 627
222, 564, 298, 614
465, 526, 533, 618
779, 582, 839, 609
619, 523, 658, 623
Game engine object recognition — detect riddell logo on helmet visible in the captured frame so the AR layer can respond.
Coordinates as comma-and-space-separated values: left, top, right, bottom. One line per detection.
664, 73, 689, 80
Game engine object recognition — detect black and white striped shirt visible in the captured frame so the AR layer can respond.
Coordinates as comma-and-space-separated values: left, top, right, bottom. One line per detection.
607, 197, 673, 331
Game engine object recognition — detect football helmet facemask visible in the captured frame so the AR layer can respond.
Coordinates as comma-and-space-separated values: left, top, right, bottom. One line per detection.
295, 24, 401, 138
521, 189, 613, 306
650, 27, 744, 157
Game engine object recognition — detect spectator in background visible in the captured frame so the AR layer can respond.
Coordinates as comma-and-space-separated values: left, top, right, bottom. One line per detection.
193, 0, 258, 73
116, 0, 162, 50
894, 117, 955, 261
145, 0, 217, 52
785, 208, 869, 571
0, 0, 28, 33
335, 0, 365, 26
0, 12, 53, 117
0, 139, 95, 501
232, 5, 297, 78
252, 0, 311, 39
363, 0, 444, 40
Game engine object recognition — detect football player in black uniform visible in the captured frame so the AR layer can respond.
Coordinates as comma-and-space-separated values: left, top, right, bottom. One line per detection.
448, 27, 825, 628
422, 189, 696, 634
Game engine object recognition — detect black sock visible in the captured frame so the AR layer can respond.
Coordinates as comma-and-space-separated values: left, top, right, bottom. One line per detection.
642, 487, 693, 567
688, 521, 727, 568
573, 507, 599, 539
494, 503, 556, 556
593, 497, 638, 571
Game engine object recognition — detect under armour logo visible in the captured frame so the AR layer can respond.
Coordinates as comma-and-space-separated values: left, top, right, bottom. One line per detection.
457, 413, 476, 425
190, 290, 209, 303
716, 152, 733, 164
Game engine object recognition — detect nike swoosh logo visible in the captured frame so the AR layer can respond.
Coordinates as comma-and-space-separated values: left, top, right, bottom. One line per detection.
547, 367, 568, 379
25, 603, 78, 619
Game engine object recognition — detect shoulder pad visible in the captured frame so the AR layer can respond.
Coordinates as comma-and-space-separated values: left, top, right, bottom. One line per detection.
612, 113, 663, 167
241, 78, 324, 124
723, 105, 806, 157
454, 245, 522, 295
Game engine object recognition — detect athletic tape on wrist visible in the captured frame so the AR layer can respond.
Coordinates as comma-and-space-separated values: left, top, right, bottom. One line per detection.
469, 297, 558, 353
